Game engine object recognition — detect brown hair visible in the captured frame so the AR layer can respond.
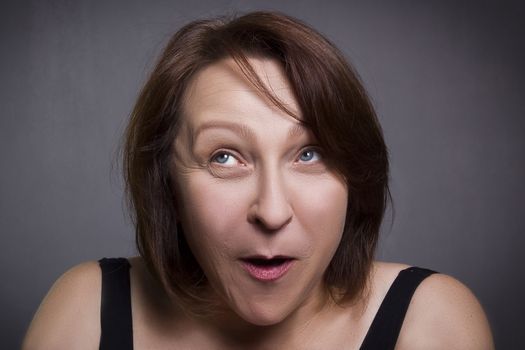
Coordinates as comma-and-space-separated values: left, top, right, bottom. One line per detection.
123, 11, 389, 312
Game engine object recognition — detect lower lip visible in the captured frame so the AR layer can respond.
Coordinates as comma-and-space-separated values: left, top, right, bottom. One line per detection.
240, 259, 294, 282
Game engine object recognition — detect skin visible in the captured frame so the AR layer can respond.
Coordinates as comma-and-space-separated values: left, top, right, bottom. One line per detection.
171, 57, 348, 329
22, 58, 495, 350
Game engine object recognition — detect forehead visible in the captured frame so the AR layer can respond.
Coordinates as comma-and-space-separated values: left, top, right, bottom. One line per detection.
181, 57, 301, 129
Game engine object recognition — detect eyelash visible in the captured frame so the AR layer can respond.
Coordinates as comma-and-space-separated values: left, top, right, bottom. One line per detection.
210, 150, 242, 166
297, 147, 322, 163
209, 147, 322, 166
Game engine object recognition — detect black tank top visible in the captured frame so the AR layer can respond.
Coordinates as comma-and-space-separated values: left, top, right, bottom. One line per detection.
98, 258, 436, 349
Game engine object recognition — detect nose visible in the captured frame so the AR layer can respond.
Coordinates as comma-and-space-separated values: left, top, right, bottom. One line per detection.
248, 167, 293, 232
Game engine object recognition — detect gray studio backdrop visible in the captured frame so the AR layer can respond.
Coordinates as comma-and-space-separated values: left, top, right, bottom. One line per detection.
1, 1, 523, 348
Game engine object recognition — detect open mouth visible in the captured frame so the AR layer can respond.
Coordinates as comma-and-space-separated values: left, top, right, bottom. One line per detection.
240, 257, 295, 282
243, 257, 290, 266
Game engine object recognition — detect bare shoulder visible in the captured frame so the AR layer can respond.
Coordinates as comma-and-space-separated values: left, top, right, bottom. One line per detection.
372, 261, 411, 281
397, 270, 494, 349
23, 261, 102, 350
370, 261, 411, 297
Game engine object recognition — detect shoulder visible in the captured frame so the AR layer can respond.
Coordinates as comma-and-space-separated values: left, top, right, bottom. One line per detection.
396, 267, 494, 349
23, 260, 102, 350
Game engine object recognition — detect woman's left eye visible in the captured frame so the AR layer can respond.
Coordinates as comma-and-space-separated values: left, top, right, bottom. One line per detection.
298, 149, 321, 163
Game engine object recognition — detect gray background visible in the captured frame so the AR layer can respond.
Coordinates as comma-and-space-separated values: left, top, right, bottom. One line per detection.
1, 0, 523, 348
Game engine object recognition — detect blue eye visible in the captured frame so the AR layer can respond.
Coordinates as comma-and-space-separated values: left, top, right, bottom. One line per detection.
213, 152, 230, 164
211, 151, 240, 166
299, 149, 320, 162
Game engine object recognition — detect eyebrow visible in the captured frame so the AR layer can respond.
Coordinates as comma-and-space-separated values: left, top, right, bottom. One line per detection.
193, 120, 307, 141
287, 123, 307, 139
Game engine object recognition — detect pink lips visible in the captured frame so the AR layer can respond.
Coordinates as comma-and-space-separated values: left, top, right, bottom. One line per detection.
240, 257, 294, 282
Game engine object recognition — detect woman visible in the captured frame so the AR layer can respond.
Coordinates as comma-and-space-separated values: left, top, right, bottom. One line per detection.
23, 11, 494, 349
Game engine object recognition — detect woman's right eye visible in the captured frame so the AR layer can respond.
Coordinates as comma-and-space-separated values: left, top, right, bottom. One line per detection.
210, 151, 241, 167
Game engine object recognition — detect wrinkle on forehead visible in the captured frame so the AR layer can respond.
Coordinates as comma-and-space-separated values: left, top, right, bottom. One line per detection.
181, 57, 300, 123
172, 57, 312, 170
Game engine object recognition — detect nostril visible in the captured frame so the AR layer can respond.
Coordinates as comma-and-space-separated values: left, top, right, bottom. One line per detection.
247, 175, 293, 230
252, 215, 292, 233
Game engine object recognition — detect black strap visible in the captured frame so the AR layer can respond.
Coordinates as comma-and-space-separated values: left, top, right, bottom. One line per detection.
96, 260, 431, 350
99, 258, 134, 350
360, 266, 437, 350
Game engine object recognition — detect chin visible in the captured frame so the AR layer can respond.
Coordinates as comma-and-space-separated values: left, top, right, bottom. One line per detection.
235, 301, 293, 327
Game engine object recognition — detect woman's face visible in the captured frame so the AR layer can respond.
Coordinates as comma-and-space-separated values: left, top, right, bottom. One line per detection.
171, 57, 348, 326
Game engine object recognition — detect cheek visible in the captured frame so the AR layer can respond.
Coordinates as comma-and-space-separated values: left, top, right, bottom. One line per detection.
291, 175, 348, 255
297, 172, 347, 214
300, 181, 347, 225
177, 174, 252, 258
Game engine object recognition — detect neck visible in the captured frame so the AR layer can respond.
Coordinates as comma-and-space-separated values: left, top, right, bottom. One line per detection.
194, 285, 337, 349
